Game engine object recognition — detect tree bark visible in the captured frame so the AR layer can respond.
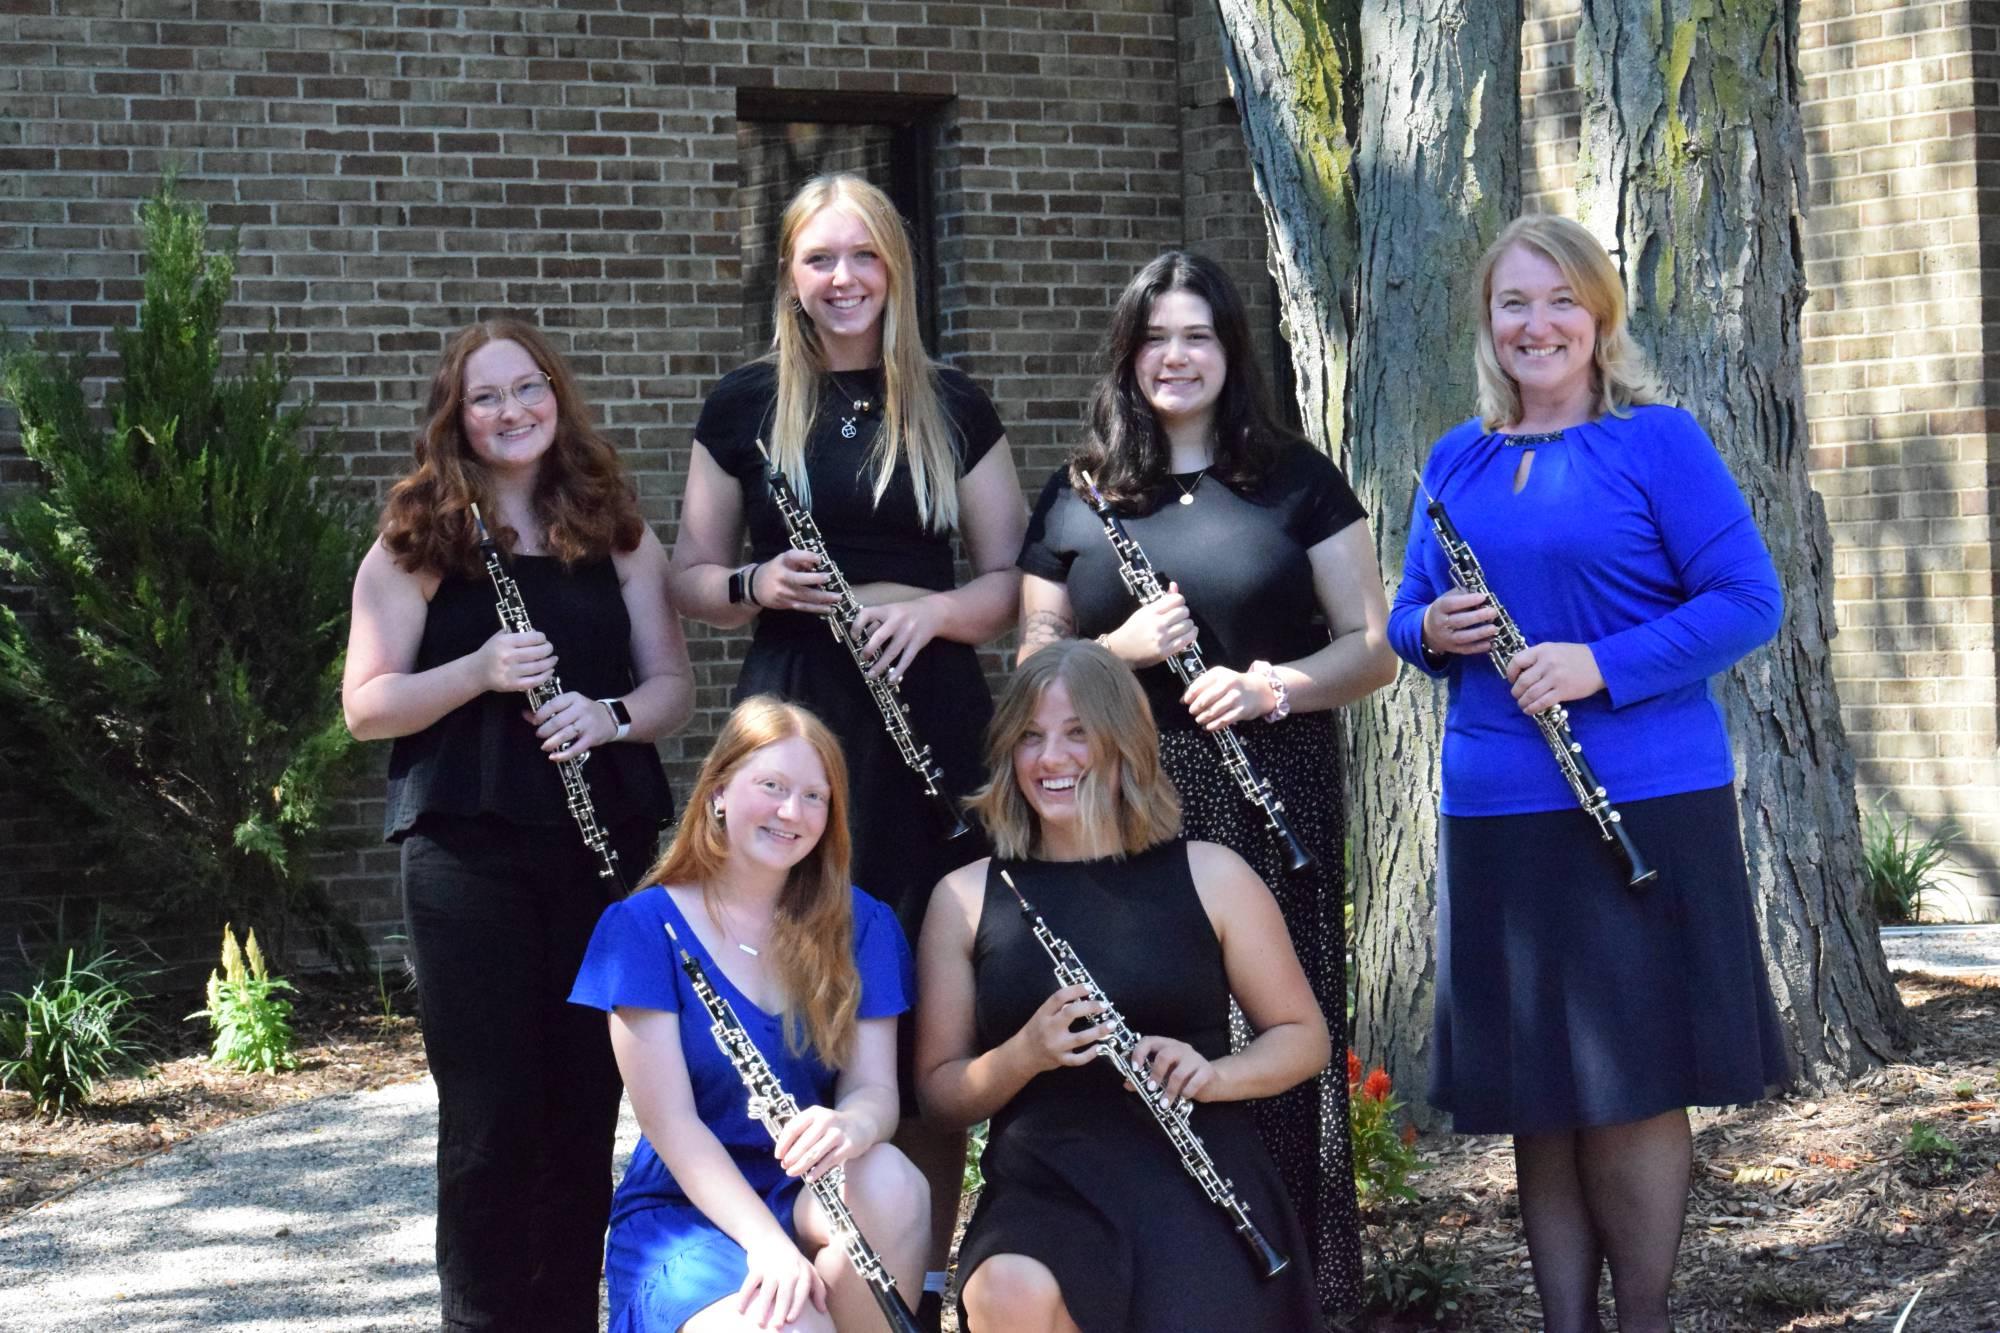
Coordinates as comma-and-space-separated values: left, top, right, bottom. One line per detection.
1573, 0, 1907, 1080
1217, 0, 1519, 1113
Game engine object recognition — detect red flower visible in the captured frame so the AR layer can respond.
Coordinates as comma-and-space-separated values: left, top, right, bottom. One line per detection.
1346, 1048, 1363, 1087
1400, 1122, 1418, 1148
1363, 1068, 1393, 1103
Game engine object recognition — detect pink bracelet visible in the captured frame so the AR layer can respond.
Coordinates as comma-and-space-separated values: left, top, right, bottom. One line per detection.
1249, 660, 1290, 722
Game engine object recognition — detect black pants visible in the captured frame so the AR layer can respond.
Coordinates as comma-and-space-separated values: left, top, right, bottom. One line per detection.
401, 813, 658, 1333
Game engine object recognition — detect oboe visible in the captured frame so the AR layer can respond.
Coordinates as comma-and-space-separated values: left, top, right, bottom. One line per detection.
1413, 476, 1656, 888
755, 439, 969, 838
999, 870, 1290, 1280
469, 504, 622, 885
1075, 472, 1313, 873
664, 922, 922, 1333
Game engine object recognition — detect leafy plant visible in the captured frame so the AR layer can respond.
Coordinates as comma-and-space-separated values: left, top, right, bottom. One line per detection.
962, 1119, 990, 1196
1862, 803, 1960, 923
1950, 1079, 1976, 1100
188, 925, 298, 1073
1361, 1224, 1471, 1321
1348, 1048, 1422, 1207
373, 935, 414, 1022
0, 177, 371, 965
0, 948, 147, 1118
1899, 1120, 1959, 1185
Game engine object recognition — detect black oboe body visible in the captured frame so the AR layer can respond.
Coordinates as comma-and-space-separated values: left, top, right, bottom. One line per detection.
469, 504, 622, 885
665, 924, 923, 1333
1074, 472, 1313, 873
756, 440, 969, 839
999, 871, 1291, 1280
1415, 482, 1656, 888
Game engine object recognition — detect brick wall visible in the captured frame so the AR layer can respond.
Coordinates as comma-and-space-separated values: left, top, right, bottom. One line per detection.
0, 0, 1265, 964
1519, 0, 2000, 919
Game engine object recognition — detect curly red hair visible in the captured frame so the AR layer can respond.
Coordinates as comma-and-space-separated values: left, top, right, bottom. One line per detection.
378, 318, 645, 576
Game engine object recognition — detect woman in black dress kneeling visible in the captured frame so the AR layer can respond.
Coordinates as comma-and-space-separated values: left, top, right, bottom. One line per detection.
915, 640, 1328, 1332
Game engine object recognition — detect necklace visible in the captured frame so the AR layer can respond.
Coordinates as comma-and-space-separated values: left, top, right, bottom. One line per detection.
712, 896, 770, 958
1171, 469, 1207, 506
1501, 429, 1565, 447
827, 372, 879, 441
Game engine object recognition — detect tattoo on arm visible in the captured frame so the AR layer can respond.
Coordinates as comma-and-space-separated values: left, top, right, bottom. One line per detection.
1021, 608, 1077, 652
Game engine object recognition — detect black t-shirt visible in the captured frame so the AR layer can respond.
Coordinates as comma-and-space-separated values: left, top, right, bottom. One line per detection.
1018, 443, 1366, 730
694, 361, 1005, 591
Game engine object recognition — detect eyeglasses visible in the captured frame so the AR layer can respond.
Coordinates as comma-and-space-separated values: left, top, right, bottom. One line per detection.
463, 374, 553, 420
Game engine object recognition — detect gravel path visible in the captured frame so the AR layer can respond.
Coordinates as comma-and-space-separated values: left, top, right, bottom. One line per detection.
0, 1079, 640, 1333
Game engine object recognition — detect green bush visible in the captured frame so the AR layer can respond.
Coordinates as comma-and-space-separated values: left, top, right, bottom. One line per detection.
0, 948, 146, 1118
1862, 803, 1959, 924
1361, 1224, 1471, 1322
188, 924, 298, 1073
0, 179, 371, 964
1900, 1120, 1959, 1185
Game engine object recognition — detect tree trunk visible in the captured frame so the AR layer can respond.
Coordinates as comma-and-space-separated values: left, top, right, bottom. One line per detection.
1212, 0, 1362, 459
1217, 0, 1520, 1114
1573, 0, 1907, 1081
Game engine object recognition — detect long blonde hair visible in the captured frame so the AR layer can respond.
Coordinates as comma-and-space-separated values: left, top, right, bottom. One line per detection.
767, 173, 959, 532
644, 697, 862, 1065
1473, 214, 1663, 430
968, 641, 1182, 860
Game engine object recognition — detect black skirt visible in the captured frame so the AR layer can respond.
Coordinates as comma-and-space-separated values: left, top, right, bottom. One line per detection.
1430, 784, 1792, 1135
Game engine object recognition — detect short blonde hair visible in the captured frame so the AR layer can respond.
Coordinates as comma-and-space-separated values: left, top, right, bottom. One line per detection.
968, 640, 1181, 860
1473, 214, 1663, 430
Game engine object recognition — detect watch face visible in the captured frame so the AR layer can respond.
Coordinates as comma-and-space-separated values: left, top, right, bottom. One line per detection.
608, 698, 633, 727
728, 568, 748, 604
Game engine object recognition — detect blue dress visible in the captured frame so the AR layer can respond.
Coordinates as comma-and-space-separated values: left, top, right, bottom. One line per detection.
568, 885, 912, 1332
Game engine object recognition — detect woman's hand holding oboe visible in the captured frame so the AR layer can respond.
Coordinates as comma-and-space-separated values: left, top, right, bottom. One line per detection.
1504, 642, 1604, 716
1420, 588, 1498, 657
1096, 581, 1196, 667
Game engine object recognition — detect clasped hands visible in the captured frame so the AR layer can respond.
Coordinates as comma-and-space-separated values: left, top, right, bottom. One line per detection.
1015, 983, 1218, 1111
472, 629, 618, 762
750, 549, 942, 682
1102, 585, 1277, 729
1421, 587, 1604, 715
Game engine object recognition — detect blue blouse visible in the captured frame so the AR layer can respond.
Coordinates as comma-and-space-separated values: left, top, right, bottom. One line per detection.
1388, 405, 1782, 817
568, 884, 913, 1230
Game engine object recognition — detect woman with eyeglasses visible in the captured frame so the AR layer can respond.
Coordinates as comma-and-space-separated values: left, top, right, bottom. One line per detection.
669, 172, 1028, 1319
343, 317, 694, 1331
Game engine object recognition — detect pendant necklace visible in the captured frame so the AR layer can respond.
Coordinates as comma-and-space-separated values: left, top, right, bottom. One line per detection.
829, 373, 878, 441
1172, 469, 1207, 506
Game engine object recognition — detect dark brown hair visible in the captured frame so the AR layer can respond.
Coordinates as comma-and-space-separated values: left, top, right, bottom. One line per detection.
1070, 251, 1295, 512
378, 318, 645, 576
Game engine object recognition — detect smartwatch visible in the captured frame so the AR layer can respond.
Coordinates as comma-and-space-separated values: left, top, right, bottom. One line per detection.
598, 697, 632, 741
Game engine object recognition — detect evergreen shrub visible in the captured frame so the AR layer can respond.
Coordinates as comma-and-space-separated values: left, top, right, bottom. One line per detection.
0, 179, 371, 964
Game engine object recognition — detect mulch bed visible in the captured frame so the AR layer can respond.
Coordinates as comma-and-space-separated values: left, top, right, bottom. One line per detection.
3, 969, 1994, 1331
1360, 971, 2000, 1331
0, 971, 429, 1226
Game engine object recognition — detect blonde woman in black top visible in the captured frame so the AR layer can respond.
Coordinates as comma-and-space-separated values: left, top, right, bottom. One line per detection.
669, 172, 1027, 1321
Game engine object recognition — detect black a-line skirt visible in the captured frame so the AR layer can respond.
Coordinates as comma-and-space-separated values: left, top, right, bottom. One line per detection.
1430, 784, 1793, 1135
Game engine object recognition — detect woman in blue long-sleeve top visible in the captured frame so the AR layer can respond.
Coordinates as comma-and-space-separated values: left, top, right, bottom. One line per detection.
1389, 215, 1790, 1333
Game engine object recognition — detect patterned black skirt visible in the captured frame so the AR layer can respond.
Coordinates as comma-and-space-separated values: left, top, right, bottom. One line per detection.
1159, 710, 1362, 1317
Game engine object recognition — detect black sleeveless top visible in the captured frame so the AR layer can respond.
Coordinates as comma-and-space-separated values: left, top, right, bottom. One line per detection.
957, 841, 1319, 1330
382, 555, 671, 841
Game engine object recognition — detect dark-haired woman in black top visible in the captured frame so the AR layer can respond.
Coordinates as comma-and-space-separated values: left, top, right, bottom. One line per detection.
1017, 251, 1396, 1315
